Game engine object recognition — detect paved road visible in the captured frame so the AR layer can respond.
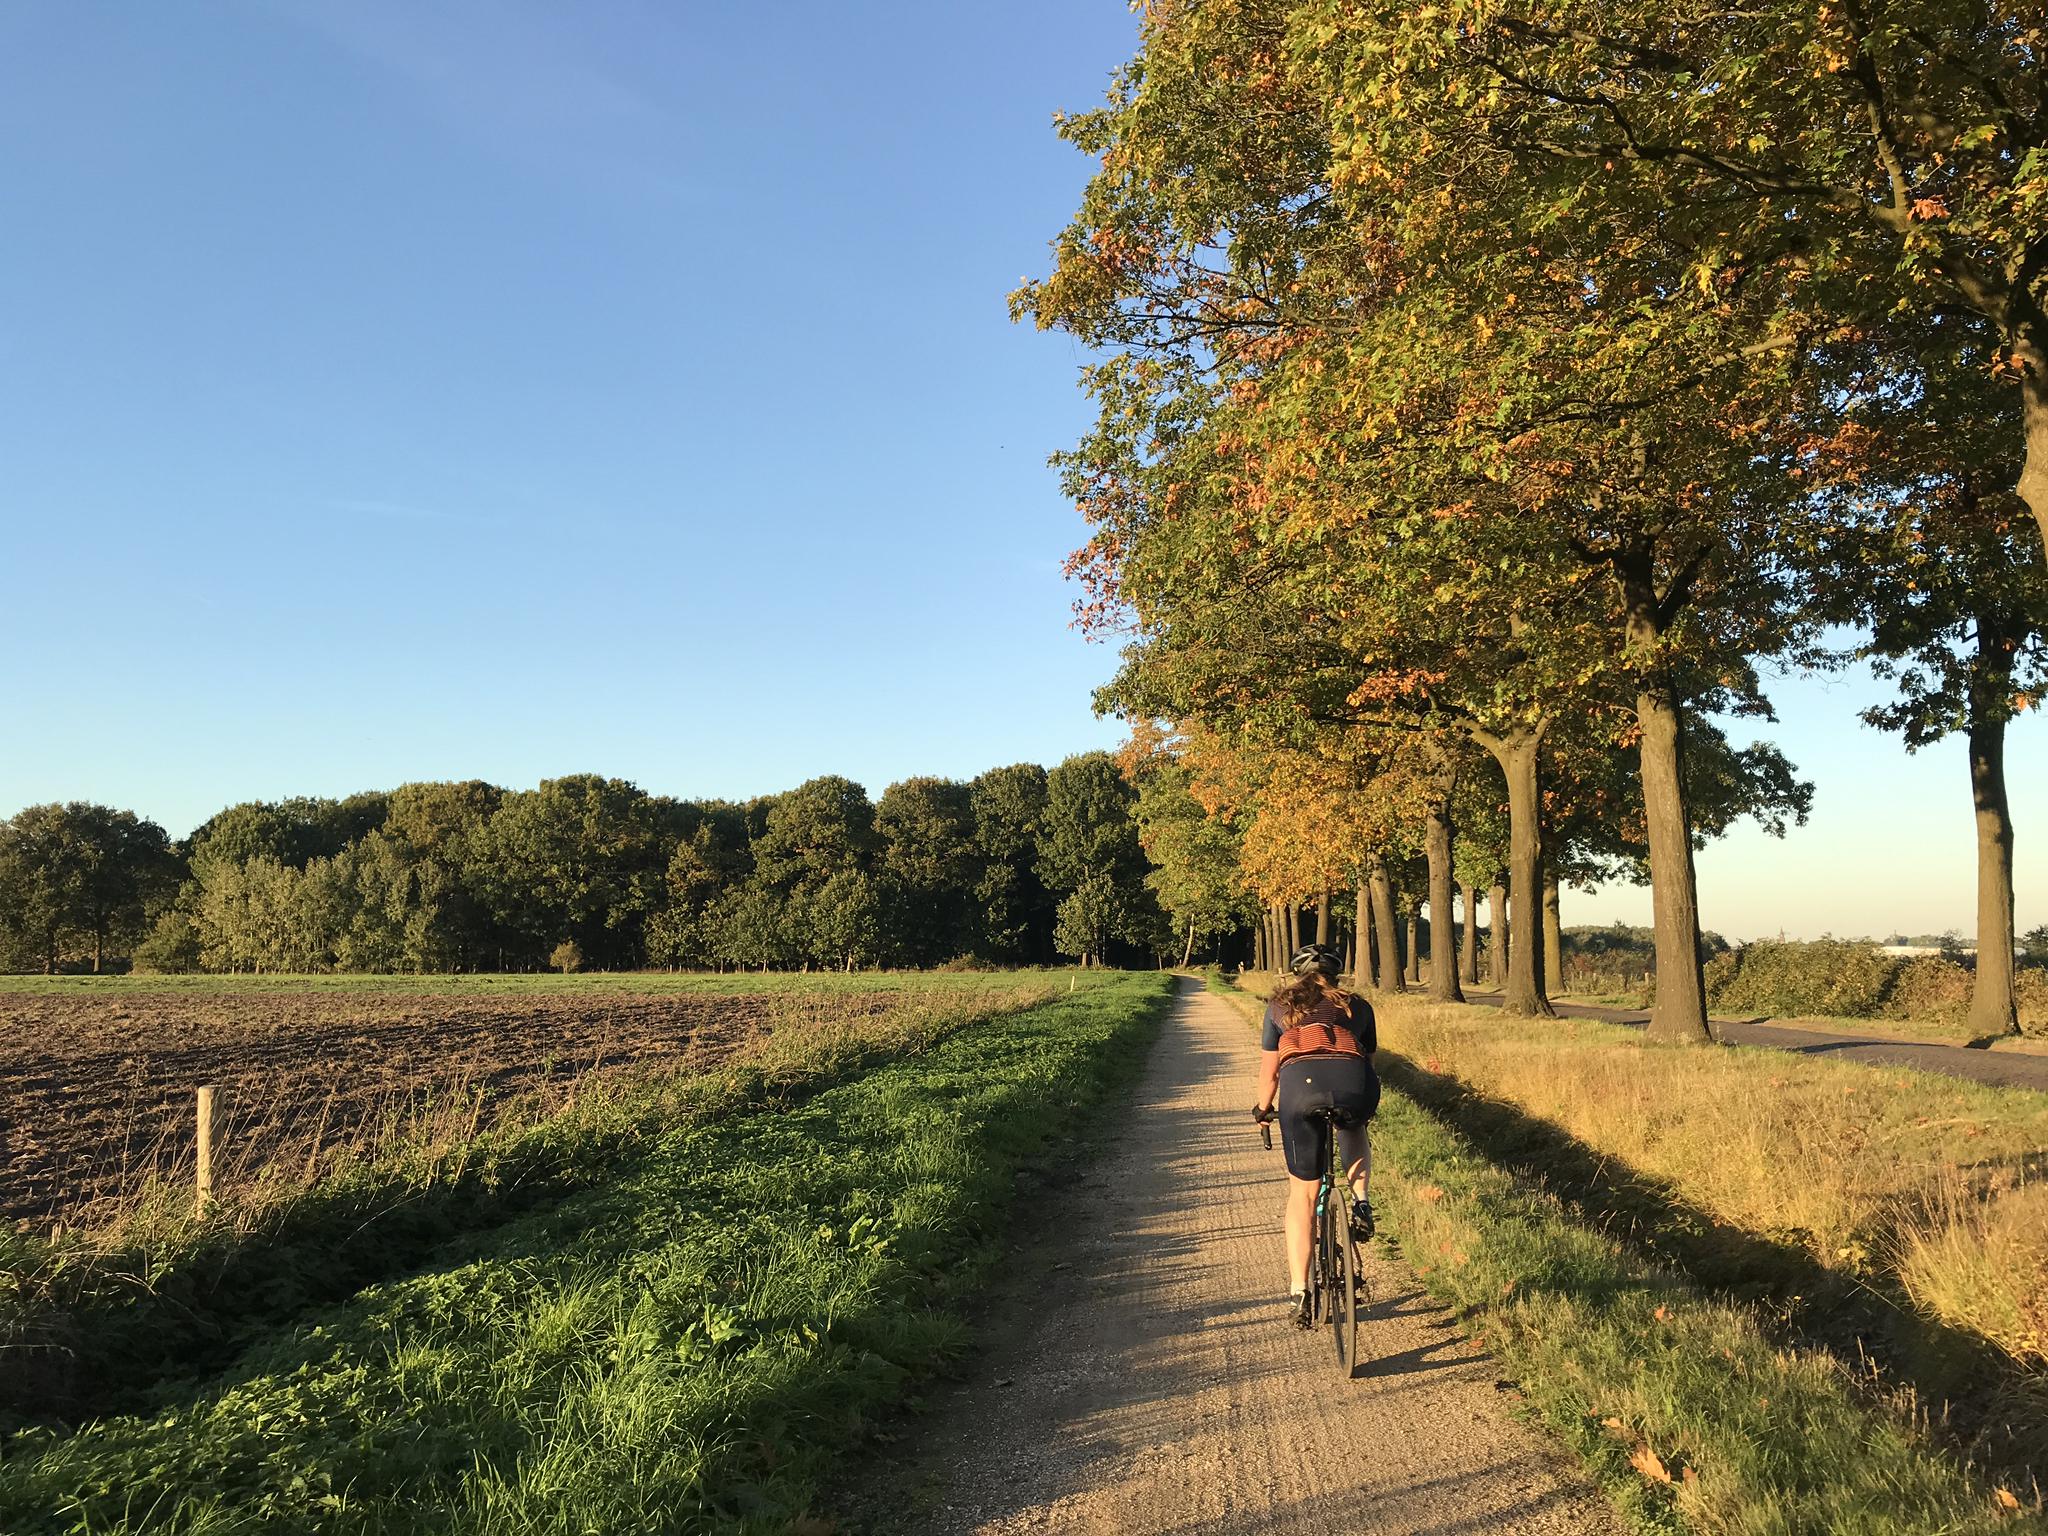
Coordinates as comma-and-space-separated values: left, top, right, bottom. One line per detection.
1464, 992, 2048, 1092
867, 979, 1625, 1536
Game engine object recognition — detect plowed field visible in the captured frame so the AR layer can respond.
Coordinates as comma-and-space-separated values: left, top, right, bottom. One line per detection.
0, 988, 890, 1224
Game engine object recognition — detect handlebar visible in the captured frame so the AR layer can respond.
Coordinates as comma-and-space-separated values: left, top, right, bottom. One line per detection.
1252, 1106, 1274, 1151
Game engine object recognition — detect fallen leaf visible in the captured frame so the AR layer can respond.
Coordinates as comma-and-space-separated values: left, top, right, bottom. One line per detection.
1654, 1305, 1671, 1322
1631, 1446, 1672, 1484
1996, 1488, 2021, 1510
1417, 1184, 1446, 1204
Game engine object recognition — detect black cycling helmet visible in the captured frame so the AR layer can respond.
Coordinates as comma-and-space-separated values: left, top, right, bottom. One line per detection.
1288, 944, 1341, 978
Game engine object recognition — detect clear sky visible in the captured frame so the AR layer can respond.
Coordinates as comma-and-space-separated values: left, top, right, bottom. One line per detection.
0, 2, 2039, 942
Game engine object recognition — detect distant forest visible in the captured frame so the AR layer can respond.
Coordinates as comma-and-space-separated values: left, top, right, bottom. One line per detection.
0, 754, 1250, 975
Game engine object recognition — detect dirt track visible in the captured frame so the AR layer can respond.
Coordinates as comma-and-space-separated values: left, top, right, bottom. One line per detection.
879, 979, 1622, 1535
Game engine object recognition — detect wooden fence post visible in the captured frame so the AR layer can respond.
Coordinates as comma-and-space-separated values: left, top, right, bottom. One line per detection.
195, 1085, 216, 1215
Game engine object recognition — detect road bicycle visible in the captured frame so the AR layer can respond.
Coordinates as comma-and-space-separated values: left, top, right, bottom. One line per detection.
1257, 1105, 1366, 1375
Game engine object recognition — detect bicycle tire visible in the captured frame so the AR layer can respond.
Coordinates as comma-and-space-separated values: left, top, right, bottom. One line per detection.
1322, 1172, 1356, 1373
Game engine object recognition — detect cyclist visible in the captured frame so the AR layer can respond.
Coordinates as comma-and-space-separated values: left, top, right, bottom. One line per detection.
1254, 943, 1379, 1328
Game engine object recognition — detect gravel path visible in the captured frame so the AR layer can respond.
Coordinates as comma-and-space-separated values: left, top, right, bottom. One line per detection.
1465, 992, 2048, 1091
880, 978, 1623, 1536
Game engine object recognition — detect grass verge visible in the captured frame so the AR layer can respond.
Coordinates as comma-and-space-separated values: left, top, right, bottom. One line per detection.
1205, 970, 2034, 1535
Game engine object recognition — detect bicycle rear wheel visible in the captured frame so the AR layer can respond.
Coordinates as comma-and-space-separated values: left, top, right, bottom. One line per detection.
1321, 1178, 1357, 1374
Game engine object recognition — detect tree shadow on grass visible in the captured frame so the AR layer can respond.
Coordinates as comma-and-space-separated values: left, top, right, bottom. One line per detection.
1378, 1052, 2048, 1482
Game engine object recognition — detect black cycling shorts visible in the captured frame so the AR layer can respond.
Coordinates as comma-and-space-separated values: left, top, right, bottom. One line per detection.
1276, 1053, 1380, 1181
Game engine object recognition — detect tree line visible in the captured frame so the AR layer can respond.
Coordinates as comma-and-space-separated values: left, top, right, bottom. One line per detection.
0, 755, 1203, 975
1014, 0, 2048, 1039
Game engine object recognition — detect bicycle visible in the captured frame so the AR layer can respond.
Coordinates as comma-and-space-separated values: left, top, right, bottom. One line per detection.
1256, 1106, 1367, 1375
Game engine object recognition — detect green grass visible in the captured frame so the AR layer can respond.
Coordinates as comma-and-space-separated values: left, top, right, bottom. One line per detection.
1202, 972, 2032, 1535
1, 972, 1173, 1534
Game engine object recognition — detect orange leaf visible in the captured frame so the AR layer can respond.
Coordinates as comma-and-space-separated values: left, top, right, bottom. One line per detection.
1631, 1446, 1673, 1484
1996, 1488, 2021, 1511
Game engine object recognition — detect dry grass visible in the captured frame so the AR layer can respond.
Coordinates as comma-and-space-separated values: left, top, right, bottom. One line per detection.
1360, 991, 2048, 1372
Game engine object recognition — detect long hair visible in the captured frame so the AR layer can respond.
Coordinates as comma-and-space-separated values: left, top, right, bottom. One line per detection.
1272, 969, 1351, 1028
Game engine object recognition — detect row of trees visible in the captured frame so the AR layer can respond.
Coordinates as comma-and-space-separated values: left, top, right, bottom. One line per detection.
1016, 0, 2048, 1038
0, 755, 1201, 974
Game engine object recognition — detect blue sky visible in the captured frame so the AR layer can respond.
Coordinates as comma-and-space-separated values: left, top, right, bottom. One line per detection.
0, 2, 2039, 941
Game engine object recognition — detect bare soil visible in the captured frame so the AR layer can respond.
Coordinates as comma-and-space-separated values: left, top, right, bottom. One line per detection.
858, 981, 1624, 1536
0, 988, 890, 1224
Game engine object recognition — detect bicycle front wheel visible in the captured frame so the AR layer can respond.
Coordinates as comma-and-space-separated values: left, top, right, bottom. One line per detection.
1321, 1179, 1357, 1375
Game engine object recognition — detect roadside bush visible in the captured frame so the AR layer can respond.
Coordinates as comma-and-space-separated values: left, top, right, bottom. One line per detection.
1706, 938, 1899, 1017
1704, 940, 2048, 1032
2022, 972, 2048, 1034
1882, 956, 1975, 1027
550, 939, 584, 974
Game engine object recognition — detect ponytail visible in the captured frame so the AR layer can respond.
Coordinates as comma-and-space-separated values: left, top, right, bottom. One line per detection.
1272, 969, 1351, 1028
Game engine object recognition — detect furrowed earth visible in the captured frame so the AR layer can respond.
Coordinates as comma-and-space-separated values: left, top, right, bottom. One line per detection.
0, 987, 870, 1224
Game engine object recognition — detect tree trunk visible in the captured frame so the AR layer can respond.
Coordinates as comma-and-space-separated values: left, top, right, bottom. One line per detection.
1405, 908, 1422, 985
1634, 678, 1710, 1043
1253, 910, 1267, 972
1488, 880, 1507, 985
1316, 892, 1331, 945
1477, 729, 1555, 1016
1459, 881, 1480, 985
1543, 871, 1563, 997
1369, 857, 1404, 993
1355, 881, 1373, 989
1182, 921, 1196, 969
2018, 332, 2048, 558
1285, 904, 1300, 955
1968, 641, 2021, 1037
1424, 802, 1465, 1002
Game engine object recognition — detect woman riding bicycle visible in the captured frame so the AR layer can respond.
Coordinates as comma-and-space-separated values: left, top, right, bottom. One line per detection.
1254, 943, 1379, 1328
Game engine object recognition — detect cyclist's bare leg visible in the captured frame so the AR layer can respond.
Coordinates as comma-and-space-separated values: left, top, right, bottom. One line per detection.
1338, 1125, 1372, 1201
1284, 1173, 1319, 1290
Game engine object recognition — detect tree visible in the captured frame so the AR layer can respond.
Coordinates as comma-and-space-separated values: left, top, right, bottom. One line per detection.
1040, 752, 1160, 965
1014, 0, 1839, 1036
800, 868, 885, 972
1850, 472, 2045, 1036
876, 777, 980, 965
1320, 0, 2048, 556
970, 764, 1056, 963
1127, 740, 1259, 965
0, 803, 178, 972
470, 776, 668, 969
752, 776, 879, 891
1054, 871, 1124, 968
